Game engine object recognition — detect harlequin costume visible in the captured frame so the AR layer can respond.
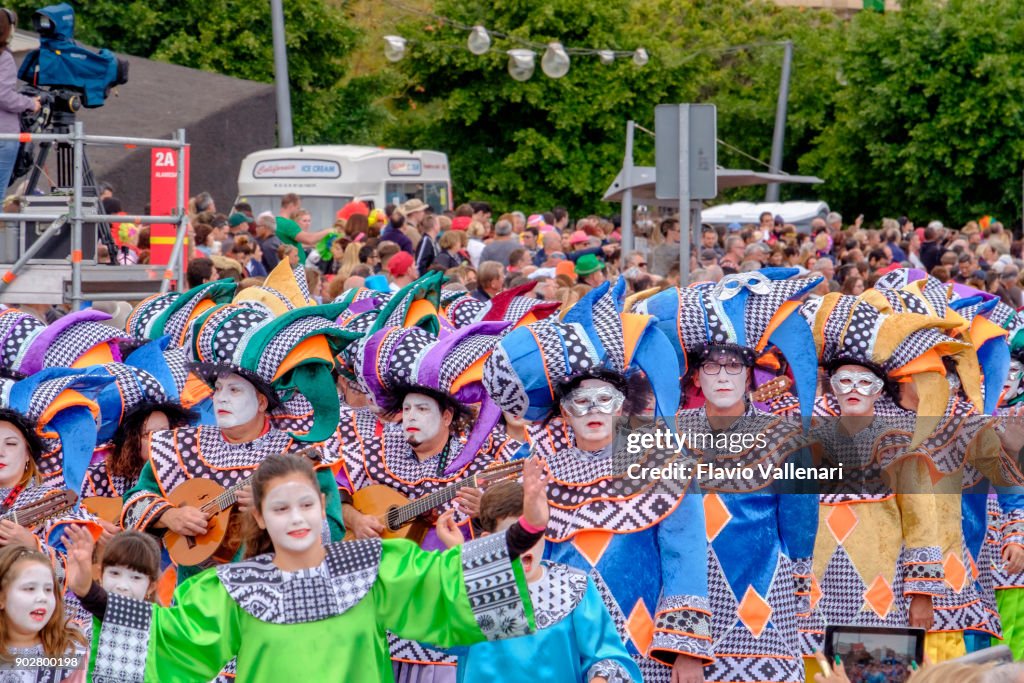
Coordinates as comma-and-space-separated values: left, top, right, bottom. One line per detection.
484, 280, 711, 682
443, 560, 641, 682
800, 292, 948, 658
870, 270, 1024, 660
87, 531, 539, 682
640, 269, 822, 683
121, 302, 359, 585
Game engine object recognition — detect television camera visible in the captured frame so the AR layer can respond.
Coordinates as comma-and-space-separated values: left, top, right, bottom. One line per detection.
10, 3, 129, 263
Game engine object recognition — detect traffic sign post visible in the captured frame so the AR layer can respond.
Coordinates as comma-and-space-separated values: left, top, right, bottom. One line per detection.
655, 104, 717, 284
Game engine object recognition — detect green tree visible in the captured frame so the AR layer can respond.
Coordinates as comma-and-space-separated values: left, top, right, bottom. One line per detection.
805, 0, 1024, 224
382, 0, 841, 214
7, 0, 390, 144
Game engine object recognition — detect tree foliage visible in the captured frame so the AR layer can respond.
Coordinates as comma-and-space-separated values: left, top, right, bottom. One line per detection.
382, 0, 841, 215
5, 0, 391, 145
805, 0, 1024, 225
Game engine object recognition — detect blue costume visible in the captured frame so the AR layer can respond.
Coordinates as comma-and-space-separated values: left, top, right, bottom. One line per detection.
445, 561, 641, 682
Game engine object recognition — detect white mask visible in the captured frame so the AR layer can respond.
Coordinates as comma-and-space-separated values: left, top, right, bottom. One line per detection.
402, 393, 443, 447
1004, 361, 1024, 405
0, 422, 30, 489
102, 565, 152, 601
260, 480, 323, 554
3, 563, 55, 637
698, 360, 749, 411
214, 374, 261, 430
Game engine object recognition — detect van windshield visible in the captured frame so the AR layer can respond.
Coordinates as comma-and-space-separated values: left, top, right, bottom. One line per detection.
384, 182, 450, 214
236, 196, 354, 231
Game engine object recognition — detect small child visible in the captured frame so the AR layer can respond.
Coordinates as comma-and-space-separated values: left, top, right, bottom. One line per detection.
63, 527, 160, 603
436, 481, 641, 683
0, 545, 87, 681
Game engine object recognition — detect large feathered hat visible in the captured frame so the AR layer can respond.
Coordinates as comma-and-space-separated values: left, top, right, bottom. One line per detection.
484, 279, 680, 421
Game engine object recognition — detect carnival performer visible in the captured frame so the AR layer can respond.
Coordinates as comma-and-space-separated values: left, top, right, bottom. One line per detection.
484, 280, 710, 683
0, 545, 87, 682
869, 270, 1024, 661
801, 292, 951, 675
66, 452, 549, 683
641, 270, 822, 683
435, 480, 641, 683
120, 303, 358, 586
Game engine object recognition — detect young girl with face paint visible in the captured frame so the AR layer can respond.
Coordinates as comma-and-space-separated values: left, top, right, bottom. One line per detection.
75, 453, 550, 683
0, 546, 86, 680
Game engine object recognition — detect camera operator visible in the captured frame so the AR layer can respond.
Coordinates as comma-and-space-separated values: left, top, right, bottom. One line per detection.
0, 9, 38, 190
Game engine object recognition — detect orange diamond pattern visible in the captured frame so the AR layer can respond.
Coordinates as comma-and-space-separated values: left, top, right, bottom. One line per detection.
626, 598, 655, 654
826, 503, 858, 544
572, 530, 613, 567
944, 552, 968, 593
810, 575, 823, 611
737, 586, 773, 639
704, 493, 733, 542
864, 575, 895, 619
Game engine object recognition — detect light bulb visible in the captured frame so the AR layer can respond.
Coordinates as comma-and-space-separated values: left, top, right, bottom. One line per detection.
383, 35, 407, 63
468, 26, 491, 55
541, 42, 570, 78
633, 48, 649, 67
507, 49, 535, 81
598, 50, 615, 65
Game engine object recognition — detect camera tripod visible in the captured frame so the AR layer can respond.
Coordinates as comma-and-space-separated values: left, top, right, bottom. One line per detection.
16, 103, 117, 264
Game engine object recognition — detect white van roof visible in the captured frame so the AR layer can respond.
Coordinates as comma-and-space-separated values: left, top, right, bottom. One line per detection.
241, 145, 448, 164
701, 201, 829, 228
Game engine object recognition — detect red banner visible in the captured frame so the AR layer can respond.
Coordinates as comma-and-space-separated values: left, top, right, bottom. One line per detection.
149, 146, 190, 265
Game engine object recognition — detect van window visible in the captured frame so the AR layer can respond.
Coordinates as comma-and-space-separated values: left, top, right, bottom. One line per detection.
235, 195, 353, 231
385, 182, 450, 214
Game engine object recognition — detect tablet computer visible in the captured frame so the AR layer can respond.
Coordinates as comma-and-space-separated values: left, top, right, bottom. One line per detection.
823, 625, 925, 683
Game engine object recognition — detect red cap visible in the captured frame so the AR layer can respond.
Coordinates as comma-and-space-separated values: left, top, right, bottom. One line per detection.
388, 251, 415, 277
451, 216, 472, 231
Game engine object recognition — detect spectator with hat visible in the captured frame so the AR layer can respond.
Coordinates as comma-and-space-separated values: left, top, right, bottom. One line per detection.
401, 198, 428, 230
386, 251, 418, 292
336, 200, 369, 223
574, 253, 606, 287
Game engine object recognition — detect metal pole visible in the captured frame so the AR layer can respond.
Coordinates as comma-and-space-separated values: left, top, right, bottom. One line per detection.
620, 121, 635, 266
765, 41, 793, 203
679, 106, 691, 285
161, 129, 188, 294
270, 0, 294, 147
70, 121, 84, 311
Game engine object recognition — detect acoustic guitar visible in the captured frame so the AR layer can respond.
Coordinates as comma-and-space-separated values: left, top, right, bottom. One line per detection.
81, 496, 123, 525
346, 459, 525, 544
165, 448, 322, 566
750, 375, 793, 403
3, 489, 78, 528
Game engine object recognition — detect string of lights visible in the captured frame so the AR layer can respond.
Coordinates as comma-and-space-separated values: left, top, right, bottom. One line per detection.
378, 0, 648, 80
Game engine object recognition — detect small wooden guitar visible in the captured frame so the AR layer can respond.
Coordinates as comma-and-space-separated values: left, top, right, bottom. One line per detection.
81, 496, 123, 525
346, 459, 525, 544
750, 375, 793, 403
165, 449, 322, 566
3, 489, 78, 528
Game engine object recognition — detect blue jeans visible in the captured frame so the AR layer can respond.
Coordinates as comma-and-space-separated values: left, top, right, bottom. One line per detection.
0, 138, 19, 192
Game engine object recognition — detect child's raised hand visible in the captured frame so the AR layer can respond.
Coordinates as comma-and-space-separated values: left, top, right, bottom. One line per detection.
435, 510, 464, 549
521, 456, 550, 531
62, 524, 96, 598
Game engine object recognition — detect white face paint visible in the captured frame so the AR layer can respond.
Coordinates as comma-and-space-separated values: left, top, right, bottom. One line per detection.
563, 379, 621, 450
402, 393, 443, 447
0, 422, 30, 489
213, 374, 261, 430
143, 411, 170, 434
697, 356, 749, 411
3, 562, 55, 637
101, 565, 152, 600
260, 478, 323, 554
1004, 361, 1024, 405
